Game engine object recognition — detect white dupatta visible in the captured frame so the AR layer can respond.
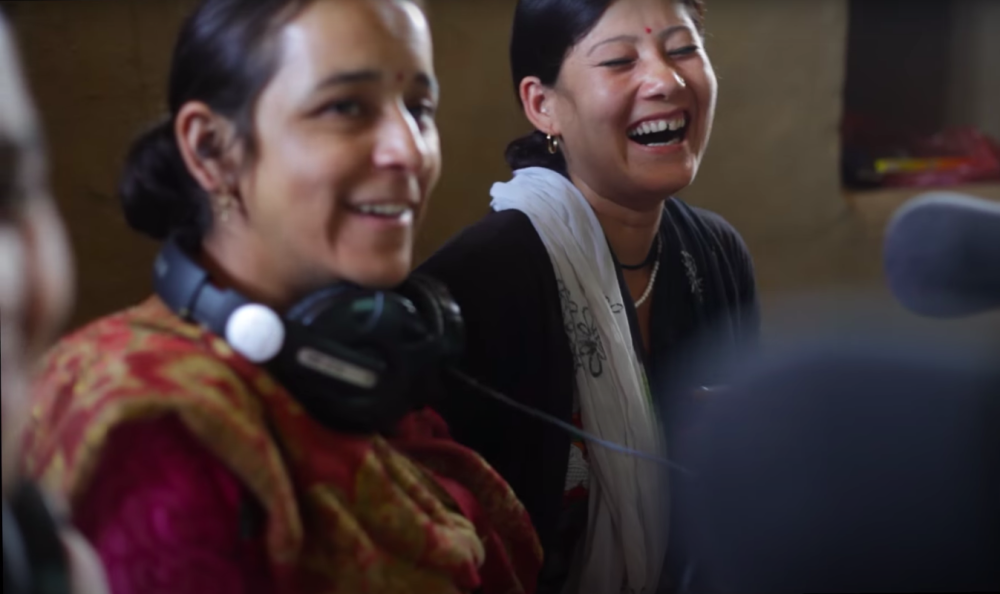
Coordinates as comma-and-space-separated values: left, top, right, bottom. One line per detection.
491, 167, 668, 594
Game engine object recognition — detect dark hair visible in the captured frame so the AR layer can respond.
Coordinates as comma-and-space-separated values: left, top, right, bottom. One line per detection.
119, 0, 314, 240
0, 129, 44, 219
1, 11, 36, 217
0, 137, 16, 213
504, 0, 706, 173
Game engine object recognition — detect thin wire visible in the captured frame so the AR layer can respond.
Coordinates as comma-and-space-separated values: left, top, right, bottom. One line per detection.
448, 368, 691, 474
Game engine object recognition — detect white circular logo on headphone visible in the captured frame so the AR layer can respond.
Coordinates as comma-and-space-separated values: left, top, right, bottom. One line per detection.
225, 304, 285, 363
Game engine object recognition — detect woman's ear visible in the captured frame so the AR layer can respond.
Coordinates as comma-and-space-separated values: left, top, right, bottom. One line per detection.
519, 76, 560, 137
175, 102, 242, 196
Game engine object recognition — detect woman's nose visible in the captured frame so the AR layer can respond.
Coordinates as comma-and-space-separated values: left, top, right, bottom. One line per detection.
372, 102, 428, 174
639, 57, 688, 100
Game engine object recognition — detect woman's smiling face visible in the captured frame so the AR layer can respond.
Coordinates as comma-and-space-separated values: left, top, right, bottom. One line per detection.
231, 0, 441, 292
543, 0, 716, 208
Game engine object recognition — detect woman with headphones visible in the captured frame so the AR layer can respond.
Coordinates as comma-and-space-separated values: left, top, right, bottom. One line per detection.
20, 1, 541, 592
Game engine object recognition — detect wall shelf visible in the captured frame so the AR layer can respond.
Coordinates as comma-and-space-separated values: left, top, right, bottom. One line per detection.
845, 182, 1000, 238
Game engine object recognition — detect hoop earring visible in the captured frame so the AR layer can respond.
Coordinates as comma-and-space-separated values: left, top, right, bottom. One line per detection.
214, 193, 235, 223
546, 134, 560, 155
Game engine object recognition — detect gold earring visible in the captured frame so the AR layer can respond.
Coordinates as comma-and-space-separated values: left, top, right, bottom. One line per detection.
546, 134, 560, 155
215, 193, 235, 223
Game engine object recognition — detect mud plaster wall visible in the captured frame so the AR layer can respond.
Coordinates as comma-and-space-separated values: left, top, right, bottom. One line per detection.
11, 0, 975, 338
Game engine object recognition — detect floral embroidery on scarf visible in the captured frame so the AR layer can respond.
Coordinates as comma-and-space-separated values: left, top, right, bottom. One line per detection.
557, 279, 610, 378
681, 250, 704, 303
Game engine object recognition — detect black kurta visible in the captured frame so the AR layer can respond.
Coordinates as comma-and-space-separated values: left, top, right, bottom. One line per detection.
419, 196, 759, 592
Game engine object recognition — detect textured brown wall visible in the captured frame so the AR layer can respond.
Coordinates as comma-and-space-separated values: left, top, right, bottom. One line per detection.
949, 0, 1000, 142
4, 0, 197, 329
9, 0, 942, 335
414, 0, 531, 264
677, 0, 868, 294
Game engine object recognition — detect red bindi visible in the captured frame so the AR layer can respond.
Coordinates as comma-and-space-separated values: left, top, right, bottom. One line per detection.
644, 27, 652, 34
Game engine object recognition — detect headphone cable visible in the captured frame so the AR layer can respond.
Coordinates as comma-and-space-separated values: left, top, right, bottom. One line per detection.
447, 368, 691, 474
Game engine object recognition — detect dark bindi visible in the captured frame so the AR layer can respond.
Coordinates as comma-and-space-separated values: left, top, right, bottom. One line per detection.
396, 72, 405, 82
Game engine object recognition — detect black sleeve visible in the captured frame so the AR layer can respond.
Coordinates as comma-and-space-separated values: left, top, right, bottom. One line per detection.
697, 209, 761, 347
416, 210, 574, 552
724, 221, 761, 345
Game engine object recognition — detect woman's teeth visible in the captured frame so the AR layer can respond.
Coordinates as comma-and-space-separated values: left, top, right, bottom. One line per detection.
352, 203, 412, 218
629, 116, 685, 136
627, 114, 689, 146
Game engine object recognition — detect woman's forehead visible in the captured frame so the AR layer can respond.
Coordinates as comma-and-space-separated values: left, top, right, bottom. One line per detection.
578, 0, 696, 45
279, 0, 431, 72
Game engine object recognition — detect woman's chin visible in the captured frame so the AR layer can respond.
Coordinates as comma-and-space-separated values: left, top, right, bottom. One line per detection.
336, 255, 412, 290
640, 161, 699, 196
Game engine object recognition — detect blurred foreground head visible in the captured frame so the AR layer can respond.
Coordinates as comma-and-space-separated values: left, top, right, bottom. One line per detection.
674, 335, 1000, 593
0, 9, 74, 496
1, 11, 107, 594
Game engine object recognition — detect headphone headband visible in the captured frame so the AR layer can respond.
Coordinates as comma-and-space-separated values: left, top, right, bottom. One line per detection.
155, 235, 286, 362
154, 235, 247, 336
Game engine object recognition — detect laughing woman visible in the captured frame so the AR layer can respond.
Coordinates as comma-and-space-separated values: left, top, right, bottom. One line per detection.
419, 0, 758, 592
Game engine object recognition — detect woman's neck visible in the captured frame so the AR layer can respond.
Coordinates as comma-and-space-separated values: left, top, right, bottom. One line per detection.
570, 175, 663, 266
200, 229, 300, 312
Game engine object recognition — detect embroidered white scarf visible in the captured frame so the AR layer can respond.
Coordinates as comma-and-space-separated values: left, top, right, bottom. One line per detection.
491, 167, 668, 594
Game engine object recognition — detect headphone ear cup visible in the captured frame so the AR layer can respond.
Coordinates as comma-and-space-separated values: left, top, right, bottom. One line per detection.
398, 274, 465, 365
263, 277, 464, 434
284, 284, 357, 325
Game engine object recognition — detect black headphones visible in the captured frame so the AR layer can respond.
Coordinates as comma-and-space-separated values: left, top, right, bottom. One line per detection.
153, 235, 686, 471
153, 234, 464, 434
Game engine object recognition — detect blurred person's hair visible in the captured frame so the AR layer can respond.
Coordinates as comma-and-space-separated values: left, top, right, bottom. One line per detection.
0, 11, 42, 217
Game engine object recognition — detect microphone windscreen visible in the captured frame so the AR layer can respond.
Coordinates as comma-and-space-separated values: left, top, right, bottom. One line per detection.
883, 192, 1000, 318
674, 338, 1000, 593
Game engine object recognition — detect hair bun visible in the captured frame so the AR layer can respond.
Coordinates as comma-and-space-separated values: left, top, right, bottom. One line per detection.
504, 130, 568, 174
118, 119, 207, 240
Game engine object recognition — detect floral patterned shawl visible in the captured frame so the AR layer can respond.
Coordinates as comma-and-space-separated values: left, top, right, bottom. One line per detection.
21, 297, 542, 593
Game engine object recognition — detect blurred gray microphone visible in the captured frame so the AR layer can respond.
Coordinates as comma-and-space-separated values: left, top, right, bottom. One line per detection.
884, 191, 1000, 318
672, 336, 1000, 594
